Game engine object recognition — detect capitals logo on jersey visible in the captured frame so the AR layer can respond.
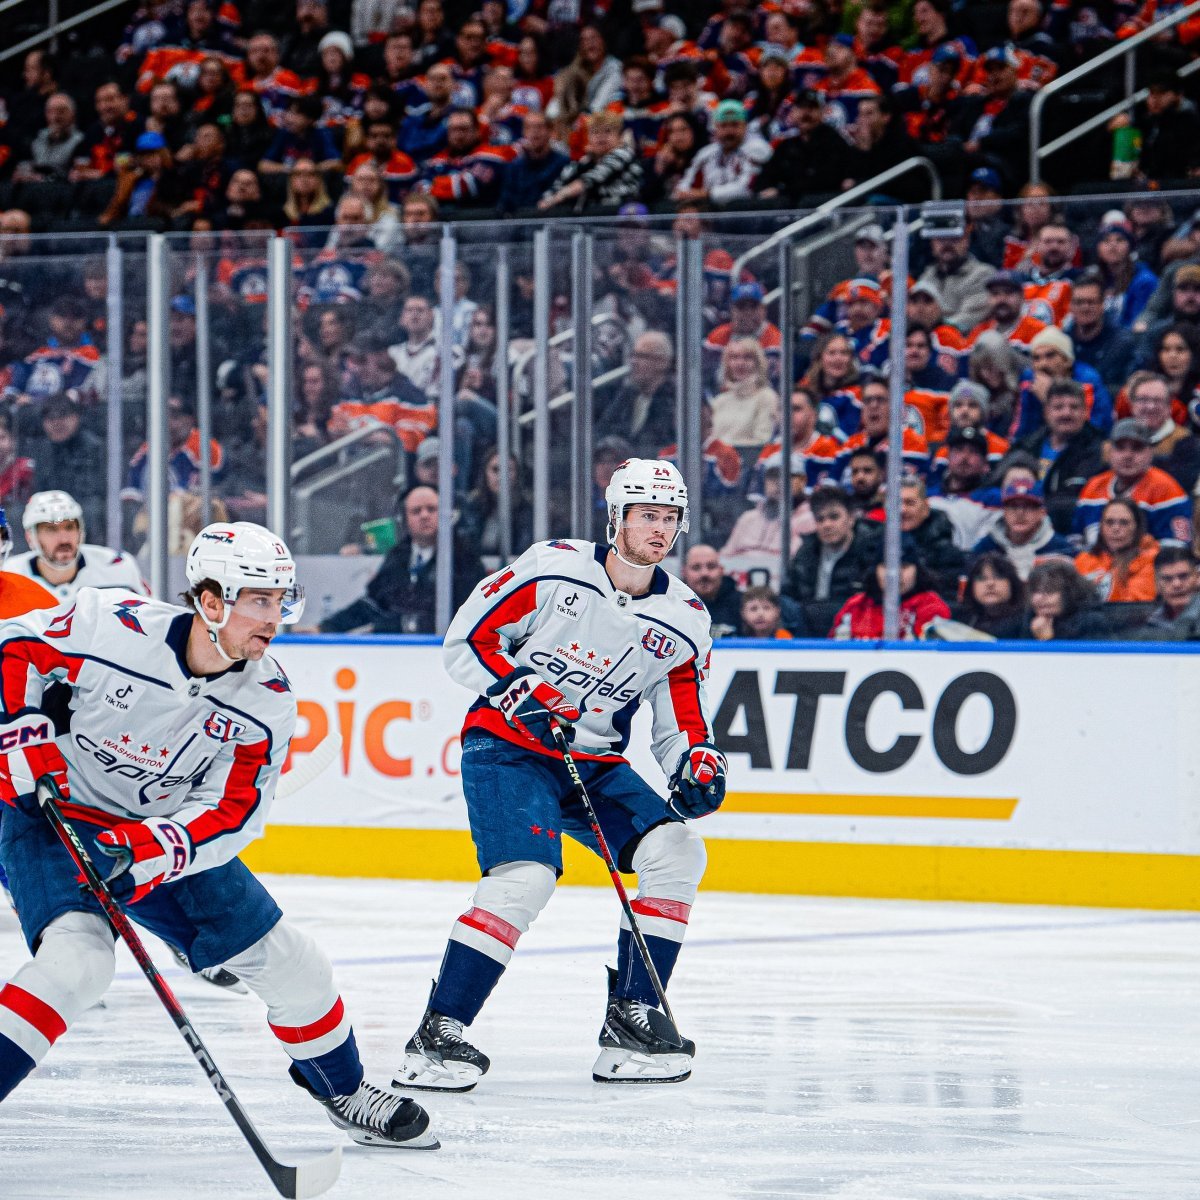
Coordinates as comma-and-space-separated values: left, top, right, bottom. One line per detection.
546, 540, 577, 552
641, 627, 677, 660
114, 599, 149, 634
203, 711, 247, 742
260, 672, 291, 694
46, 606, 76, 639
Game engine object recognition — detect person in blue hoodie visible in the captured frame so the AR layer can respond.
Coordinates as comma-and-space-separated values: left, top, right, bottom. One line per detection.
1094, 213, 1159, 330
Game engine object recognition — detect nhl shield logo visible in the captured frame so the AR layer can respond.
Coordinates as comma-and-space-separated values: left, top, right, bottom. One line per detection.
641, 627, 677, 660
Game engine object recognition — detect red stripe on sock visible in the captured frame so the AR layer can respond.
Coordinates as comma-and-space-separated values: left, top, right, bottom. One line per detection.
458, 907, 521, 949
269, 997, 345, 1045
0, 983, 67, 1044
631, 898, 691, 924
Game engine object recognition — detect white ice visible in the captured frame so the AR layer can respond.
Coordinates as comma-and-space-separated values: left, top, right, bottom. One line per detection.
2, 878, 1198, 1200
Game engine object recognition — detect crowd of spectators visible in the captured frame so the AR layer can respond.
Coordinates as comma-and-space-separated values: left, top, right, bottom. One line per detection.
5, 2, 1200, 639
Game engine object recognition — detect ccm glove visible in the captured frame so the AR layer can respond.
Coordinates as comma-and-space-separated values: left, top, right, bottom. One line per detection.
0, 711, 69, 815
487, 667, 582, 751
668, 742, 727, 820
96, 818, 194, 904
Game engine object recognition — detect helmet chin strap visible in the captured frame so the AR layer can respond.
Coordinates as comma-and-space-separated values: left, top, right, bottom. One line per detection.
192, 597, 243, 664
606, 512, 682, 574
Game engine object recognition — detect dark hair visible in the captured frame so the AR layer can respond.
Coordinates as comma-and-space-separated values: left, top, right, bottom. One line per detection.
1092, 495, 1147, 559
1046, 378, 1085, 404
1072, 268, 1105, 297
1027, 559, 1096, 618
663, 61, 700, 87
352, 332, 393, 357
624, 55, 655, 78
963, 553, 1025, 624
1155, 545, 1197, 571
847, 446, 882, 466
741, 584, 781, 608
1154, 323, 1200, 386
809, 485, 852, 517
290, 93, 324, 122
860, 556, 938, 602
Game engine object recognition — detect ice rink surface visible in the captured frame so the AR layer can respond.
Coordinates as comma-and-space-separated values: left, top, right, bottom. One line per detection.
2, 877, 1198, 1200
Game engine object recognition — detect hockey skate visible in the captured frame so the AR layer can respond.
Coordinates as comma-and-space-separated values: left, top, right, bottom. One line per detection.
592, 967, 695, 1084
393, 1004, 491, 1092
169, 945, 247, 993
289, 1065, 439, 1149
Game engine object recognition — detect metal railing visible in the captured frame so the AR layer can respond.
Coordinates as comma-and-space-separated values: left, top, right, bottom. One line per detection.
730, 156, 941, 284
0, 0, 131, 62
1030, 0, 1200, 183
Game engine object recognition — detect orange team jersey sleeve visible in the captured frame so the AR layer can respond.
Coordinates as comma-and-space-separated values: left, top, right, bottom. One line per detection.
0, 573, 59, 618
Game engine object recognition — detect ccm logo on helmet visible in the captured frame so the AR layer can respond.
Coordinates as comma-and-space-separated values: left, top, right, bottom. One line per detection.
0, 718, 52, 752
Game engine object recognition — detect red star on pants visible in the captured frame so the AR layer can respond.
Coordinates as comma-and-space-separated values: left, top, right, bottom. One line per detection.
546, 829, 557, 840
530, 824, 542, 836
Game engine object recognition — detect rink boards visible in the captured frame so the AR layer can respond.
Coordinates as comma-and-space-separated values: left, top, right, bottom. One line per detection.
242, 637, 1200, 910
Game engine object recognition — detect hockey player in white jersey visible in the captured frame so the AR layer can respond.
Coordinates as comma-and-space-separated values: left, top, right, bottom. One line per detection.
395, 459, 727, 1089
6, 490, 147, 602
0, 521, 438, 1149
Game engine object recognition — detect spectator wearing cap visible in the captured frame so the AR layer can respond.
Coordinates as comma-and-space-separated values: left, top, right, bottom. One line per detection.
916, 231, 994, 333
899, 324, 957, 443
895, 0, 976, 98
30, 397, 107, 539
1075, 418, 1193, 545
786, 485, 882, 608
1066, 272, 1139, 397
97, 129, 180, 225
1094, 213, 1159, 330
680, 543, 742, 638
865, 278, 969, 376
711, 339, 779, 450
417, 108, 516, 208
836, 376, 931, 481
3, 297, 102, 421
965, 167, 1010, 267
902, 41, 965, 147
1075, 496, 1158, 603
703, 281, 782, 382
744, 46, 799, 143
752, 89, 858, 203
966, 270, 1049, 353
813, 33, 883, 134
672, 99, 769, 205
803, 224, 891, 343
930, 380, 1011, 488
538, 111, 641, 211
497, 111, 570, 213
971, 476, 1074, 579
953, 44, 1035, 188
740, 586, 798, 640
827, 535, 951, 641
965, 0, 1059, 93
930, 425, 992, 500
1015, 325, 1112, 438
1013, 378, 1107, 534
848, 95, 922, 196
720, 450, 813, 560
832, 279, 887, 363
259, 95, 341, 178
1126, 370, 1200, 494
1140, 547, 1200, 639
595, 331, 676, 458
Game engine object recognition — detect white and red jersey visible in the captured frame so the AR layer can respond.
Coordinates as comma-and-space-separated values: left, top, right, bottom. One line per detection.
6, 545, 149, 605
0, 587, 295, 878
444, 539, 714, 776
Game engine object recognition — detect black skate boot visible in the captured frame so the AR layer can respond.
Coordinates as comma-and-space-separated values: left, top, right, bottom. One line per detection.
169, 945, 246, 993
289, 1065, 439, 1149
592, 967, 695, 1084
393, 990, 491, 1093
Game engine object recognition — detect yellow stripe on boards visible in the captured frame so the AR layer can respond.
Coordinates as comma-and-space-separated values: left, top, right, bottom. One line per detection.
722, 793, 1019, 819
240, 826, 1200, 911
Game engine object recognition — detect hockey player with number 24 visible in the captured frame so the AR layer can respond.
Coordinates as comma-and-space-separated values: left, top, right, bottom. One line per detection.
397, 458, 728, 1089
0, 521, 438, 1151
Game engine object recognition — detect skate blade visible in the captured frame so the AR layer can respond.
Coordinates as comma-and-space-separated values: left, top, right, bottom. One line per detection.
391, 1054, 483, 1093
591, 1048, 692, 1084
346, 1125, 441, 1150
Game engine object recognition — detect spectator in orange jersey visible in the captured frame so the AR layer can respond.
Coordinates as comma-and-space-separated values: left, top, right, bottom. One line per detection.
967, 270, 1048, 352
1075, 497, 1159, 602
900, 326, 955, 443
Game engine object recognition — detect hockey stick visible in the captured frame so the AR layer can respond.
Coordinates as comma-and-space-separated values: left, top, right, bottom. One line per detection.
547, 722, 683, 1048
35, 776, 342, 1200
277, 733, 342, 799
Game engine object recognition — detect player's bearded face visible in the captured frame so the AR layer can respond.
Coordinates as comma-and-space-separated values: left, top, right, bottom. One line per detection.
617, 504, 679, 565
37, 520, 81, 564
220, 588, 285, 659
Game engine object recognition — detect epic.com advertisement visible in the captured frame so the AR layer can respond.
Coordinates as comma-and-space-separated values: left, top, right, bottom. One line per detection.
273, 641, 1200, 856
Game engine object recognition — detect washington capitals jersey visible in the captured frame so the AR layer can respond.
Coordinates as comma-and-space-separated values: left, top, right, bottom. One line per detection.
0, 588, 295, 876
5, 546, 148, 604
445, 540, 714, 777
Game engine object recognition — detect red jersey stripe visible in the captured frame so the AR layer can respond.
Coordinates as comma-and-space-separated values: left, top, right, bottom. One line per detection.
666, 661, 706, 748
184, 738, 269, 846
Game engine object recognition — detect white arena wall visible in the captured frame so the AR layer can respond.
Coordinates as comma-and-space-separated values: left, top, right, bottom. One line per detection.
244, 637, 1200, 910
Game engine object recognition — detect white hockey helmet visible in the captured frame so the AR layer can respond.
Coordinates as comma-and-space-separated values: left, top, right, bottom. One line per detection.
186, 522, 305, 626
604, 458, 689, 546
23, 489, 85, 549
